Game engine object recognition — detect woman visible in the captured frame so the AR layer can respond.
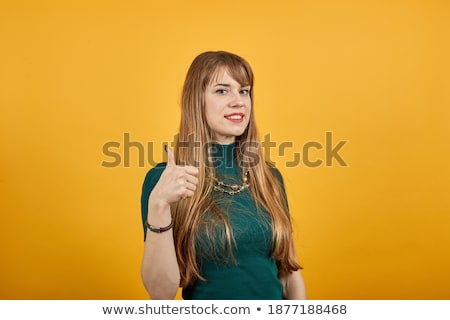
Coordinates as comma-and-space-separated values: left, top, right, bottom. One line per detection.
140, 51, 306, 300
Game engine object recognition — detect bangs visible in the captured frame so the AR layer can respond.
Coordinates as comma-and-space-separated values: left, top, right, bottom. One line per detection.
209, 64, 253, 88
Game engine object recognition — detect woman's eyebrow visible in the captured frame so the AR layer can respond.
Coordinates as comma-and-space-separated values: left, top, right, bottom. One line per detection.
214, 83, 250, 88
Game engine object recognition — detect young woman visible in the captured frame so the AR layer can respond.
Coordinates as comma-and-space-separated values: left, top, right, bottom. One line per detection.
140, 51, 306, 300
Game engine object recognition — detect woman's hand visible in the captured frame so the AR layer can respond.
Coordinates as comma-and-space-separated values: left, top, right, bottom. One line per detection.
149, 146, 199, 206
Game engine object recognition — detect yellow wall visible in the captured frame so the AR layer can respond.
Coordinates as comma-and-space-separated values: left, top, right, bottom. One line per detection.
1, 0, 449, 299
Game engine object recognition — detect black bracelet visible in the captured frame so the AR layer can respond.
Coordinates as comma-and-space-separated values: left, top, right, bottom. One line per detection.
146, 218, 174, 233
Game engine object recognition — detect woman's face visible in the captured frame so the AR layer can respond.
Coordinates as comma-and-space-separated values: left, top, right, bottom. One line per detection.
204, 69, 251, 144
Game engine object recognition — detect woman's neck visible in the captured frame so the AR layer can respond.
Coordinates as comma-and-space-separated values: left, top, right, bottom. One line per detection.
208, 142, 237, 169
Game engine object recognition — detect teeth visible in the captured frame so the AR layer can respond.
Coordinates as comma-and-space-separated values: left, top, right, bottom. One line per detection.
226, 115, 243, 120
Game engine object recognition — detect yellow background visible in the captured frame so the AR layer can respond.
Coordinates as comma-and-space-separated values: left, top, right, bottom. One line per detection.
1, 0, 449, 299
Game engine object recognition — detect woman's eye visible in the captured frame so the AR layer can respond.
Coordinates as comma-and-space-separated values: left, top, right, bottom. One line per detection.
215, 89, 227, 94
240, 89, 250, 95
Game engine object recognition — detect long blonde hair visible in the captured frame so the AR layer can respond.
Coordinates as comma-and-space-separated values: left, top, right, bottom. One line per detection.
172, 51, 300, 286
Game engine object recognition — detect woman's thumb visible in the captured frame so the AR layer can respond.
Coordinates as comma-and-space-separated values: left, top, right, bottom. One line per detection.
165, 145, 176, 166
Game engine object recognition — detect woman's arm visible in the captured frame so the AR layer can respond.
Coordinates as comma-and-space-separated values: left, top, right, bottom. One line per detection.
280, 269, 307, 299
140, 148, 198, 299
279, 237, 307, 300
141, 198, 180, 300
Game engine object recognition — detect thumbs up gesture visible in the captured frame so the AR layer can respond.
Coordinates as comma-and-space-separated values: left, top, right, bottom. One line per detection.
149, 146, 199, 206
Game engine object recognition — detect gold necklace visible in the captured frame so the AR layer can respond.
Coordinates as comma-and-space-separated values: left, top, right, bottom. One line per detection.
211, 171, 249, 195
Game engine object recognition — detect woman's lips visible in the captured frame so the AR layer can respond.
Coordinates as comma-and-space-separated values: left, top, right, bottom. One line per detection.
224, 113, 244, 123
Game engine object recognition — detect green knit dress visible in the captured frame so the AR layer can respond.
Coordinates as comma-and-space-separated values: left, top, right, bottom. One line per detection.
141, 143, 287, 299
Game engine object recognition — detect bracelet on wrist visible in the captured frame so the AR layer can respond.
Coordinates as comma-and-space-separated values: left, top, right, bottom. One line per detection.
146, 218, 173, 233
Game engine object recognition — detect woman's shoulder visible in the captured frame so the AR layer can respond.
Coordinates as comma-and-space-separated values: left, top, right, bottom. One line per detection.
142, 162, 167, 189
266, 161, 284, 184
145, 162, 167, 175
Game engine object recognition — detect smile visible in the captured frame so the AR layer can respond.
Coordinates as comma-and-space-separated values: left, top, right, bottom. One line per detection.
224, 113, 245, 122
